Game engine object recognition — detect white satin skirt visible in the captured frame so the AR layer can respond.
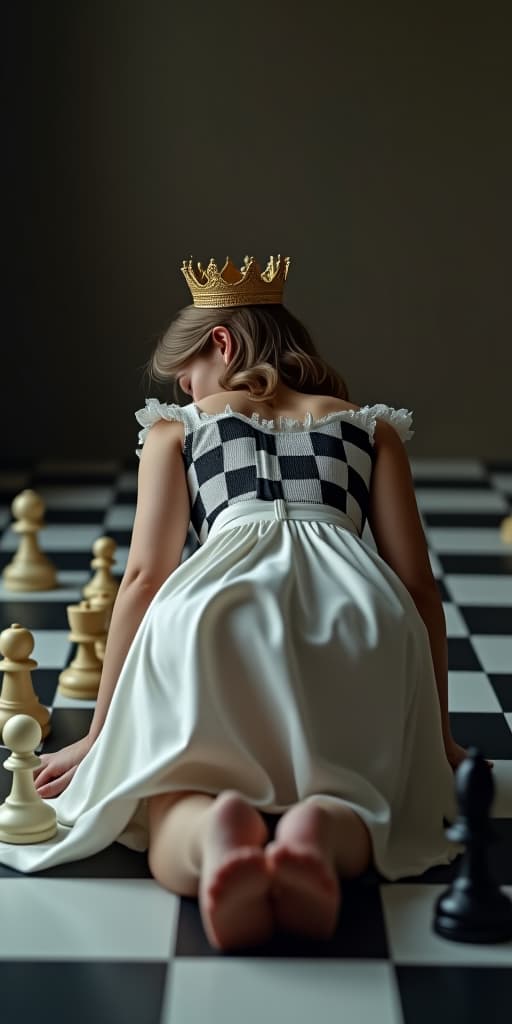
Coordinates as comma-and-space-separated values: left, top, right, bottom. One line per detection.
0, 498, 462, 878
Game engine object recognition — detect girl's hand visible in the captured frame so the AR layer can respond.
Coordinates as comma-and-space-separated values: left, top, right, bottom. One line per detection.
444, 737, 494, 773
32, 735, 94, 798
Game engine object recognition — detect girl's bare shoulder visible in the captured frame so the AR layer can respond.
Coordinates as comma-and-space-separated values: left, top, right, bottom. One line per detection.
195, 392, 362, 418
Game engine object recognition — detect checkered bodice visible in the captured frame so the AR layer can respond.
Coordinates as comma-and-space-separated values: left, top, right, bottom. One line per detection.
135, 400, 414, 545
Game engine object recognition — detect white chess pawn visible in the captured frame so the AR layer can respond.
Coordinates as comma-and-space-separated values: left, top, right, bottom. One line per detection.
0, 623, 51, 739
0, 715, 58, 844
2, 490, 58, 592
83, 536, 119, 602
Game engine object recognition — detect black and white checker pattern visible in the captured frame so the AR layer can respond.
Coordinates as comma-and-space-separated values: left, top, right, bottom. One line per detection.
136, 401, 377, 544
0, 454, 511, 1024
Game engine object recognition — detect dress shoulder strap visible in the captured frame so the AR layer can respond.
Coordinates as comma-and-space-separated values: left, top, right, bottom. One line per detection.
134, 398, 196, 458
363, 404, 415, 445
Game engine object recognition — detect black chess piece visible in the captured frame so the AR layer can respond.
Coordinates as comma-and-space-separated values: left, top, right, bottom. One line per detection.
433, 747, 512, 943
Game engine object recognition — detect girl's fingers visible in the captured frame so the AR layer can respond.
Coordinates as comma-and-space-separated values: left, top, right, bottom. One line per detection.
34, 766, 55, 789
34, 757, 67, 787
37, 767, 76, 799
33, 756, 52, 780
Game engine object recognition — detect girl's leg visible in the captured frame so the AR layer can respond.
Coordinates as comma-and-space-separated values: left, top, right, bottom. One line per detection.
264, 797, 373, 939
147, 789, 275, 951
147, 789, 373, 948
272, 796, 373, 878
147, 789, 215, 897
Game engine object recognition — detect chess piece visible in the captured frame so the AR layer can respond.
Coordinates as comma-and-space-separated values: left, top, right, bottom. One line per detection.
87, 590, 114, 662
433, 747, 512, 943
57, 600, 106, 699
2, 490, 58, 591
0, 624, 51, 739
500, 516, 512, 544
83, 536, 119, 602
0, 714, 57, 844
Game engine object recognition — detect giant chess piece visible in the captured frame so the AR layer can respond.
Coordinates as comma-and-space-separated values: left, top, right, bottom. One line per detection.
83, 536, 119, 602
0, 624, 51, 740
57, 600, 106, 699
2, 489, 58, 591
87, 590, 114, 662
433, 747, 512, 943
0, 714, 57, 844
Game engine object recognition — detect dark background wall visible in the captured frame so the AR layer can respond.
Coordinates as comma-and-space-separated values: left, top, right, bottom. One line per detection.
4, 3, 511, 459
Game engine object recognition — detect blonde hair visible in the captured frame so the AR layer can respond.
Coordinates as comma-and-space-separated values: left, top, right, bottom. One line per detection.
144, 303, 350, 404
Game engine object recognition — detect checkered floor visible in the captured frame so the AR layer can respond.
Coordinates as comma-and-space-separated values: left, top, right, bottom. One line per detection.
0, 455, 511, 1024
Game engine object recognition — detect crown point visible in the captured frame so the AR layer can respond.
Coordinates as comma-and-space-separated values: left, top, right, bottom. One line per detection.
180, 252, 290, 306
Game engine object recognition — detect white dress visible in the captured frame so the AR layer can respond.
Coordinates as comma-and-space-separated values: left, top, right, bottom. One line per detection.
0, 400, 463, 878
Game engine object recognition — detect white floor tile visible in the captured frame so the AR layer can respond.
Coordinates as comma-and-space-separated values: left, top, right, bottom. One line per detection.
52, 693, 96, 709
489, 472, 512, 496
117, 471, 138, 491
448, 671, 503, 713
417, 490, 508, 512
56, 570, 91, 586
427, 528, 511, 553
410, 459, 486, 479
0, 525, 103, 552
488, 758, 512, 817
471, 635, 512, 673
162, 959, 404, 1024
0, 878, 178, 959
445, 575, 512, 605
443, 603, 469, 637
429, 551, 443, 577
0, 569, 94, 602
31, 630, 71, 668
382, 884, 512, 964
35, 485, 116, 509
103, 505, 136, 529
0, 581, 84, 602
114, 546, 129, 572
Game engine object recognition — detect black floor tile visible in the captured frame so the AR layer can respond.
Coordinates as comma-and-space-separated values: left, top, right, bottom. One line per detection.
449, 712, 512, 761
39, 707, 94, 751
424, 513, 507, 528
440, 555, 512, 575
447, 638, 484, 670
397, 965, 512, 1024
175, 879, 389, 959
0, 600, 72, 631
0, 961, 168, 1024
43, 509, 108, 524
490, 675, 512, 712
460, 607, 512, 635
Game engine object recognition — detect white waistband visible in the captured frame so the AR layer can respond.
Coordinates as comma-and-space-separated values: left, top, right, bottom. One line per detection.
207, 498, 359, 539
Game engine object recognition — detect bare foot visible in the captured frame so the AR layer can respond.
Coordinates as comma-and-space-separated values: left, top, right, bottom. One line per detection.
198, 791, 275, 951
265, 802, 342, 940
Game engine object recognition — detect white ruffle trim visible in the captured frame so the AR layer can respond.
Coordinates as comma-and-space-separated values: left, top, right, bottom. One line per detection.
362, 404, 415, 445
213, 402, 415, 445
134, 399, 190, 457
134, 398, 414, 456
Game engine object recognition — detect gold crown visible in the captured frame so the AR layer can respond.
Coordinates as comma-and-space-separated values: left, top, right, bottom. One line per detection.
181, 254, 291, 307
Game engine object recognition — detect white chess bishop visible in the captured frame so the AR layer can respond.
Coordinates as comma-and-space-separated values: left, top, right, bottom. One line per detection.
0, 715, 57, 844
